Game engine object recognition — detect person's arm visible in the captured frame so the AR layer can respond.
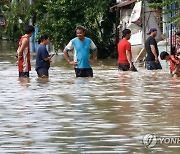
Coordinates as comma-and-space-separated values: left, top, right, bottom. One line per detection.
63, 49, 77, 65
125, 41, 133, 70
17, 38, 28, 61
63, 41, 77, 65
171, 56, 180, 64
172, 56, 180, 74
43, 56, 51, 62
89, 49, 97, 65
92, 49, 97, 61
172, 63, 179, 78
40, 46, 53, 62
126, 50, 133, 70
89, 41, 97, 65
150, 45, 158, 62
63, 49, 71, 62
43, 54, 54, 62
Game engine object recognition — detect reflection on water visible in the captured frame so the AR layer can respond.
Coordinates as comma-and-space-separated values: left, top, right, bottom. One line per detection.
0, 40, 180, 153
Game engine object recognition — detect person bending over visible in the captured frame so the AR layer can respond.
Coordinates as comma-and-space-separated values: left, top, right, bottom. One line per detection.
160, 51, 180, 78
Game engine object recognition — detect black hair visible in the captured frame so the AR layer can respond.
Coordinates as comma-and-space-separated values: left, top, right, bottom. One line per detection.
24, 25, 35, 34
160, 51, 169, 60
75, 26, 86, 32
122, 29, 131, 38
38, 34, 49, 44
175, 31, 180, 36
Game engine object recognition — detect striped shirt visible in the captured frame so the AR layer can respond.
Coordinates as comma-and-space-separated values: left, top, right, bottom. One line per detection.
17, 35, 31, 72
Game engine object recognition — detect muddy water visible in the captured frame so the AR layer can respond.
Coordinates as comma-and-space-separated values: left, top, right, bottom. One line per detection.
0, 40, 180, 153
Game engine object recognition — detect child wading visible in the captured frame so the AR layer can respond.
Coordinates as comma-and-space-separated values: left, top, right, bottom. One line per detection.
35, 34, 54, 78
160, 51, 180, 78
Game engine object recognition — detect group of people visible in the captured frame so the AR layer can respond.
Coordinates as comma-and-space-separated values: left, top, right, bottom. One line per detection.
117, 27, 162, 72
16, 25, 180, 79
116, 27, 180, 78
16, 25, 55, 78
16, 25, 97, 78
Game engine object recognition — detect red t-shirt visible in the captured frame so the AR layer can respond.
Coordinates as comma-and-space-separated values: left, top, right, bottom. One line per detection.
117, 39, 132, 64
170, 55, 179, 72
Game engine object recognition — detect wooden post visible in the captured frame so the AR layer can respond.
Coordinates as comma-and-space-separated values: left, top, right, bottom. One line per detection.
115, 7, 120, 47
142, 0, 146, 46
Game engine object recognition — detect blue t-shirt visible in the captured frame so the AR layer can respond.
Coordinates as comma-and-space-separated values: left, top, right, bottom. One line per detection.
65, 37, 97, 68
35, 44, 50, 70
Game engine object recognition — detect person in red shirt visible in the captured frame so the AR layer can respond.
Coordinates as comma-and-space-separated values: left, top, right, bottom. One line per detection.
160, 51, 180, 78
117, 29, 137, 71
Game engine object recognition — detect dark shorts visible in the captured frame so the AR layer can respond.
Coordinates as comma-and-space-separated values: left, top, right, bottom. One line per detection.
19, 72, 29, 78
118, 63, 137, 72
36, 67, 49, 78
75, 68, 93, 77
145, 61, 162, 70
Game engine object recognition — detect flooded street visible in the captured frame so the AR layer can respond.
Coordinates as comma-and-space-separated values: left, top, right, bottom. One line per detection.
0, 40, 180, 153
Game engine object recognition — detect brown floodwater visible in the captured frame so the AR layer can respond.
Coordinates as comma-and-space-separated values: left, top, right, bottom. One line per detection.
0, 40, 180, 153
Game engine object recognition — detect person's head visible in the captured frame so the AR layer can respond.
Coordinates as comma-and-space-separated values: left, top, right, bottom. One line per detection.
122, 29, 131, 40
175, 31, 180, 42
24, 25, 35, 36
160, 51, 170, 61
38, 34, 49, 45
148, 28, 157, 37
75, 26, 86, 40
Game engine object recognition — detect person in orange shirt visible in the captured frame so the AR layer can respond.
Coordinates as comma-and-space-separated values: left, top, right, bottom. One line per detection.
117, 29, 137, 71
17, 25, 35, 77
160, 51, 180, 78
175, 31, 180, 56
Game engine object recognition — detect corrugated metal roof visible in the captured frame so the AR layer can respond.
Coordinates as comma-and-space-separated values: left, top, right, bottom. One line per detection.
110, 0, 137, 12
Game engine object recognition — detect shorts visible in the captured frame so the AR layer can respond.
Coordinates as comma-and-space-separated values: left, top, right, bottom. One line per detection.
36, 67, 49, 78
118, 63, 137, 72
74, 68, 93, 77
145, 61, 162, 70
19, 72, 29, 78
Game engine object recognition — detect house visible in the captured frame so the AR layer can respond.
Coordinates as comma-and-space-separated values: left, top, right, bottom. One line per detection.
110, 0, 163, 61
110, 0, 179, 61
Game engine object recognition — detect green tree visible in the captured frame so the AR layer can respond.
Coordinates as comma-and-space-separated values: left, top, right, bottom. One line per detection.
2, 0, 33, 40
0, 0, 10, 38
148, 0, 180, 27
33, 0, 116, 58
2, 0, 116, 58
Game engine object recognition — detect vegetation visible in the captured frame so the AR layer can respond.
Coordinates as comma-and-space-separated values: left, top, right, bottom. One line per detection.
33, 0, 116, 58
0, 0, 32, 40
0, 0, 179, 57
148, 0, 180, 28
1, 0, 116, 58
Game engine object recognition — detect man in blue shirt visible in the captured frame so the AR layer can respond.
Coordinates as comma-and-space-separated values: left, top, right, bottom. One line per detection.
63, 26, 97, 77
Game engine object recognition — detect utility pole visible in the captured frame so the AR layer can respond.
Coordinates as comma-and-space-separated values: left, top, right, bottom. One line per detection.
29, 0, 36, 52
142, 0, 146, 46
29, 0, 35, 25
